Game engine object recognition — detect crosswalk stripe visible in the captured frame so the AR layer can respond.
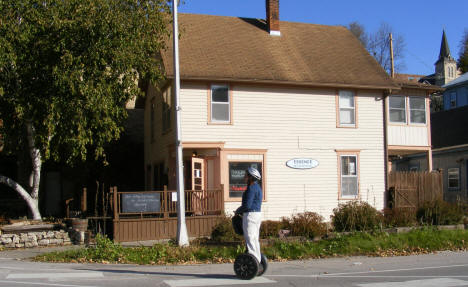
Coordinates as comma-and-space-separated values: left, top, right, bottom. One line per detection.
0, 280, 97, 287
356, 278, 468, 287
6, 272, 104, 279
163, 277, 275, 287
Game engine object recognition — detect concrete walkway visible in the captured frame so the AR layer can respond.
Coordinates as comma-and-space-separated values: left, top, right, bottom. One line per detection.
0, 245, 83, 260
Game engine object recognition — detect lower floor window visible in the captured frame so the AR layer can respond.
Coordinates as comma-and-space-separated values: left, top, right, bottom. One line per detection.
338, 153, 359, 198
448, 168, 460, 190
229, 161, 262, 198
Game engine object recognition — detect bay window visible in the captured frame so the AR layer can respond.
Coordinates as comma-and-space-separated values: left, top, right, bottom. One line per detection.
389, 96, 406, 123
409, 96, 426, 124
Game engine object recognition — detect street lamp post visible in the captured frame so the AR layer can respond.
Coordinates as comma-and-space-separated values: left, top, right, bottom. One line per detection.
172, 0, 189, 247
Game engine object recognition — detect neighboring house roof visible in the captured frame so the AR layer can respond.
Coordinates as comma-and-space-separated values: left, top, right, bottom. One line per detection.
394, 73, 443, 91
161, 14, 398, 90
431, 105, 468, 149
419, 73, 436, 86
442, 72, 468, 89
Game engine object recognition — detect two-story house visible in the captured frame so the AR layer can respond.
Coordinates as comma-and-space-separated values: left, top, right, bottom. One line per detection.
144, 0, 424, 221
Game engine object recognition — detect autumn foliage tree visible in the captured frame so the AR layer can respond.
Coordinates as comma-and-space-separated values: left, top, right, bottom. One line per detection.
0, 0, 172, 219
458, 29, 468, 74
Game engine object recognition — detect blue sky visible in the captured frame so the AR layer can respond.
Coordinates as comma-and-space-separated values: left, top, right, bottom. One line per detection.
179, 0, 468, 76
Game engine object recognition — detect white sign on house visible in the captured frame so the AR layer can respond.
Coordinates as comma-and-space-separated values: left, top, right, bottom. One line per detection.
286, 158, 319, 169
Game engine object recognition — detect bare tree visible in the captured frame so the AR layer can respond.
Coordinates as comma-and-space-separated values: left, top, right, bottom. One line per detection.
348, 22, 406, 75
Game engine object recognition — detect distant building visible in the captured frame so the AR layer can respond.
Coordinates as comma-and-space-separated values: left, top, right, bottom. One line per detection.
442, 72, 468, 110
420, 30, 460, 86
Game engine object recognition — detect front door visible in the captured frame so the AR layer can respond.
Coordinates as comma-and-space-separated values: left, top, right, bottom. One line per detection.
191, 157, 205, 215
191, 157, 205, 191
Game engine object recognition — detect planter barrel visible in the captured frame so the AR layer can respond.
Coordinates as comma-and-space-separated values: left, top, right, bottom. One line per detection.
70, 218, 88, 232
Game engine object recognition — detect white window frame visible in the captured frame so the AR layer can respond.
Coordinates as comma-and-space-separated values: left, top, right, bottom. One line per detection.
389, 95, 407, 124
209, 84, 231, 124
448, 168, 460, 190
338, 153, 359, 199
338, 90, 356, 127
409, 96, 426, 124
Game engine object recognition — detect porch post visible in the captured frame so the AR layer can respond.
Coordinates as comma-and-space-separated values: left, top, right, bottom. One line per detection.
427, 149, 433, 171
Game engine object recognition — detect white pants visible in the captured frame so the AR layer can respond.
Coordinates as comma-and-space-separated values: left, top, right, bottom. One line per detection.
242, 212, 262, 263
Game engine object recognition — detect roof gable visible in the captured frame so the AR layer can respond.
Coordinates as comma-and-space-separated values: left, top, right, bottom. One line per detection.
162, 14, 397, 90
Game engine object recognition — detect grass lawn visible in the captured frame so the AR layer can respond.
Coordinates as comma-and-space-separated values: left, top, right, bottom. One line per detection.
33, 228, 468, 265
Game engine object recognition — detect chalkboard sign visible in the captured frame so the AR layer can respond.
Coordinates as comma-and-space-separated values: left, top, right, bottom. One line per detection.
229, 162, 262, 198
121, 193, 161, 213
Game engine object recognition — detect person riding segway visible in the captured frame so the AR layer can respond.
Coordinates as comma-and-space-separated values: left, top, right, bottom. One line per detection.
233, 167, 268, 280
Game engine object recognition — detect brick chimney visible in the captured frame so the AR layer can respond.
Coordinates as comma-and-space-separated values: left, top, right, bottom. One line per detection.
266, 0, 280, 36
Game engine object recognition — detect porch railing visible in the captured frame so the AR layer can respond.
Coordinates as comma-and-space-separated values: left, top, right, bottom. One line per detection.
111, 185, 224, 220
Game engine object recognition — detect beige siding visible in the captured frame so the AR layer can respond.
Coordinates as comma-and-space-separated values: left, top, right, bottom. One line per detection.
387, 125, 429, 146
179, 83, 385, 220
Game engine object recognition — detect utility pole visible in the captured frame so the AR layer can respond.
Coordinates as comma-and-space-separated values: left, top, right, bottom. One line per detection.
172, 0, 189, 247
389, 33, 395, 78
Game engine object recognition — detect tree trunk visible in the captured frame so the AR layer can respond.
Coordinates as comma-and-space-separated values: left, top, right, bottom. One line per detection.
26, 121, 41, 200
0, 175, 42, 220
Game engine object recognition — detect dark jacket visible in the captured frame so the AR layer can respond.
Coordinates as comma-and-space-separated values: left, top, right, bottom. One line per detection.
238, 182, 262, 213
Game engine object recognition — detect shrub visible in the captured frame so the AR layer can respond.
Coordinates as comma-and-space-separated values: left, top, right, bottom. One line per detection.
282, 212, 327, 239
210, 214, 243, 242
383, 207, 417, 227
332, 201, 383, 232
260, 220, 284, 238
416, 200, 464, 225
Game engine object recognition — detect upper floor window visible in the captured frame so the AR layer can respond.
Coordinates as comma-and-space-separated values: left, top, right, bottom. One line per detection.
448, 168, 460, 190
409, 96, 426, 124
389, 96, 406, 123
210, 84, 231, 123
338, 90, 356, 127
162, 87, 171, 133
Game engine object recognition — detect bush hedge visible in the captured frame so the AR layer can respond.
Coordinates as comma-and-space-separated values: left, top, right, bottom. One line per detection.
282, 212, 327, 239
332, 201, 383, 232
416, 200, 464, 225
210, 214, 243, 242
383, 207, 417, 227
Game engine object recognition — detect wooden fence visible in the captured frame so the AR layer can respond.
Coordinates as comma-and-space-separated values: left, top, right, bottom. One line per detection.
111, 186, 224, 242
387, 171, 443, 209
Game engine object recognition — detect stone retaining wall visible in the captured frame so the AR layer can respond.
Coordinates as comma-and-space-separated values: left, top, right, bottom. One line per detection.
0, 229, 86, 249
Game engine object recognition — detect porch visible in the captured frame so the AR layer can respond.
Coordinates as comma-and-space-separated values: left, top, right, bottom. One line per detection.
111, 186, 224, 242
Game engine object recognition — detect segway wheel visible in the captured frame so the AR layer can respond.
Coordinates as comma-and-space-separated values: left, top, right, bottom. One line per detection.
234, 253, 259, 280
257, 254, 268, 276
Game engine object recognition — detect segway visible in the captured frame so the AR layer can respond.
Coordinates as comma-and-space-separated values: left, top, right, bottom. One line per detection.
232, 214, 268, 280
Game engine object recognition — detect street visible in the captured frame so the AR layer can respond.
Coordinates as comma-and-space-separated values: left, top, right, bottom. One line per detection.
0, 251, 467, 287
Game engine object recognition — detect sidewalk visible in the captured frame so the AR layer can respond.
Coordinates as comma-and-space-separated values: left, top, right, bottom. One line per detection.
0, 245, 83, 260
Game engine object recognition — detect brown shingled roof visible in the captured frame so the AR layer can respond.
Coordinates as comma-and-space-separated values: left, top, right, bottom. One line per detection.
162, 14, 398, 90
394, 73, 444, 91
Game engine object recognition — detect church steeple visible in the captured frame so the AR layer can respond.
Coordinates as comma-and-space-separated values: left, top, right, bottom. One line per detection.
435, 30, 457, 86
437, 30, 454, 62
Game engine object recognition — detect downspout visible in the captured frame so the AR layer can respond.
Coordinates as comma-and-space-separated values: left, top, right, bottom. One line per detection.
383, 89, 390, 208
